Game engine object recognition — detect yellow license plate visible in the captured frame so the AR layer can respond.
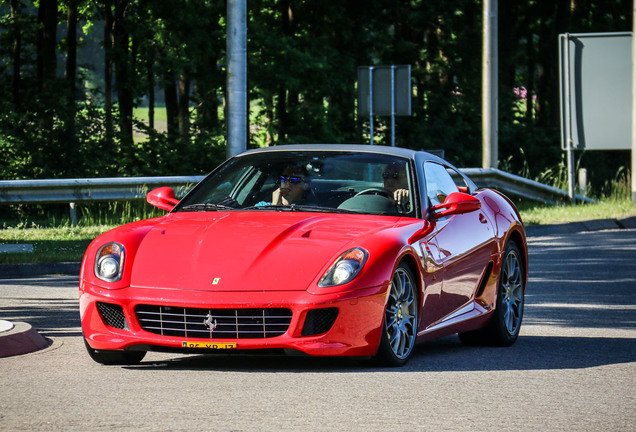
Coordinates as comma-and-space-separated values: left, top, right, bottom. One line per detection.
181, 342, 237, 349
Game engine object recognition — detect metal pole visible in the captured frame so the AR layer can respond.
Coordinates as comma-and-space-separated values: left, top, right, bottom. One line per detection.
226, 0, 247, 159
632, 0, 636, 203
369, 67, 374, 145
391, 65, 396, 147
482, 0, 498, 169
562, 33, 576, 201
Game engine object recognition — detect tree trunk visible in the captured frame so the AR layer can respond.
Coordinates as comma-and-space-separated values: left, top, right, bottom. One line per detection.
36, 0, 57, 130
10, 0, 22, 107
178, 74, 191, 140
277, 88, 287, 142
64, 0, 78, 174
264, 92, 274, 145
164, 74, 179, 143
113, 0, 134, 150
66, 0, 77, 98
526, 31, 535, 123
498, 0, 516, 123
276, 0, 294, 142
148, 62, 155, 131
536, 1, 570, 127
37, 0, 57, 94
104, 1, 114, 147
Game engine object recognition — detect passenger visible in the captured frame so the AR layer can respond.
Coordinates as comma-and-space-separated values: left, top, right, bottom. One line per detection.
383, 162, 410, 206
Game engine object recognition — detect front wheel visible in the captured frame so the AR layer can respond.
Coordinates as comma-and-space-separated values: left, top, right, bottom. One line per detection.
84, 337, 146, 365
459, 240, 525, 346
374, 263, 419, 366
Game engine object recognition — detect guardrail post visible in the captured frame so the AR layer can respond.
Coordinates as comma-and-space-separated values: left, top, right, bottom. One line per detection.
69, 202, 78, 226
578, 168, 588, 197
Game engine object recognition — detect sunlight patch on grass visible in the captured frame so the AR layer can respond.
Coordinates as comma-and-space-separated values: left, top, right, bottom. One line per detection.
520, 199, 636, 226
0, 226, 114, 264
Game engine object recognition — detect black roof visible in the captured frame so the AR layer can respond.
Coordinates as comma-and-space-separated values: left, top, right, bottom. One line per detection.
239, 144, 446, 164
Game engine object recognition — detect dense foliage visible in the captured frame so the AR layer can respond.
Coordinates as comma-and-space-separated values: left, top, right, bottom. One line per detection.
0, 0, 632, 193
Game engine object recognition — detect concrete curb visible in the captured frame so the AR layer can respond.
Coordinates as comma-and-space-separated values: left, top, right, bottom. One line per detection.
0, 321, 51, 358
0, 262, 81, 278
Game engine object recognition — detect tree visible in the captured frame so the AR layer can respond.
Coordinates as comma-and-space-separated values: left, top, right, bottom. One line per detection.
0, 0, 632, 193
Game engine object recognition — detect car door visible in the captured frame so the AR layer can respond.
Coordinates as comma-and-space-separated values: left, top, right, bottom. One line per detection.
422, 162, 495, 325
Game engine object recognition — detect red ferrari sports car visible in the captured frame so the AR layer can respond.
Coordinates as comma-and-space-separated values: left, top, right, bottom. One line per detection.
80, 144, 527, 366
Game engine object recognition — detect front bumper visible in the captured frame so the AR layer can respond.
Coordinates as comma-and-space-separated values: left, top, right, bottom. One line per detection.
80, 280, 389, 357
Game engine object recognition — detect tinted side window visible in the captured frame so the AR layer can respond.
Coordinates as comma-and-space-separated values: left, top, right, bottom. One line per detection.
448, 168, 470, 192
424, 162, 459, 206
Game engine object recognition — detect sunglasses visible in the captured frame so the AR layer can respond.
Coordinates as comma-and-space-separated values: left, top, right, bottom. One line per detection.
382, 171, 400, 180
280, 175, 305, 184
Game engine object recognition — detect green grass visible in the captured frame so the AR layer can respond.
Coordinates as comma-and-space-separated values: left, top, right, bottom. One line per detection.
519, 198, 636, 226
0, 201, 165, 264
0, 225, 113, 264
133, 106, 168, 123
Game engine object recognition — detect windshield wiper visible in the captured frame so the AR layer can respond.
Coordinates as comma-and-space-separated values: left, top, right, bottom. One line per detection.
288, 205, 359, 214
241, 204, 293, 211
181, 203, 234, 212
241, 204, 359, 214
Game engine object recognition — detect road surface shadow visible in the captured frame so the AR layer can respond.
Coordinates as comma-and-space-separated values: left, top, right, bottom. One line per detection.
123, 333, 635, 372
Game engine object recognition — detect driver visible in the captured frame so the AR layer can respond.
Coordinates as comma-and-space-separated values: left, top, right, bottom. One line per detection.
383, 162, 410, 206
271, 164, 311, 205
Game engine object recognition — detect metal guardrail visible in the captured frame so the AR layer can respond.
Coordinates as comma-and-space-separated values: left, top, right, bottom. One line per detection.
0, 169, 593, 208
0, 176, 205, 204
461, 168, 594, 205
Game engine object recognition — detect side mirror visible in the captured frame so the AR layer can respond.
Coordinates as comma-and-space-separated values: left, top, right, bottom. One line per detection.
430, 192, 481, 219
147, 187, 179, 211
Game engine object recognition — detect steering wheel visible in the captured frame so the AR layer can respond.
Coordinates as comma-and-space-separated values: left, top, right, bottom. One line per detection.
354, 188, 393, 199
354, 188, 410, 214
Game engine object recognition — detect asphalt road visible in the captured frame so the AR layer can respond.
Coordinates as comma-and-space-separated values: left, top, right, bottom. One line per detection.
0, 229, 635, 431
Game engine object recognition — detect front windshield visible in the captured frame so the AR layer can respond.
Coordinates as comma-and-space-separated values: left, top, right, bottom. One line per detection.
176, 150, 416, 216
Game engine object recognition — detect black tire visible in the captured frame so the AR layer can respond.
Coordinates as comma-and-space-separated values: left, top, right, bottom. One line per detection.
84, 337, 146, 365
459, 240, 525, 346
374, 263, 419, 366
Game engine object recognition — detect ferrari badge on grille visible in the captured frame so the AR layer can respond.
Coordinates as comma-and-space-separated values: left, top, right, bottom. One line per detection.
203, 314, 217, 332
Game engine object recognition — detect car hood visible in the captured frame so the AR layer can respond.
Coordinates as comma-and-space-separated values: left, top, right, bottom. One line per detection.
129, 211, 402, 292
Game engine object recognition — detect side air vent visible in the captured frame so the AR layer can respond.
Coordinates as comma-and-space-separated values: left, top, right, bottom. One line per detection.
96, 302, 128, 330
301, 308, 339, 336
475, 262, 494, 298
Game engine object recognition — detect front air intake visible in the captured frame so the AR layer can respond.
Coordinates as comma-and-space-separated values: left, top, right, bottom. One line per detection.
301, 308, 339, 336
96, 302, 128, 330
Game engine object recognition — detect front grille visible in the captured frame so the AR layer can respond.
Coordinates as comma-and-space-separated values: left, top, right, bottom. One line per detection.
135, 305, 292, 339
301, 308, 338, 336
97, 302, 128, 330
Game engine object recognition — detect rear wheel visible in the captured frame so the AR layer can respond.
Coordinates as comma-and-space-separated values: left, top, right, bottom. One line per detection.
459, 240, 525, 346
84, 337, 146, 365
374, 263, 418, 366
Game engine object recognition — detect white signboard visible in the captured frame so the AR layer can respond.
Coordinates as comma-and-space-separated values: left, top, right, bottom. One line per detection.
559, 32, 632, 151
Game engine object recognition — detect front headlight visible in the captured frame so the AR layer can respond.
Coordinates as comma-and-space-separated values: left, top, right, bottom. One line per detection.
318, 248, 368, 287
95, 242, 125, 282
